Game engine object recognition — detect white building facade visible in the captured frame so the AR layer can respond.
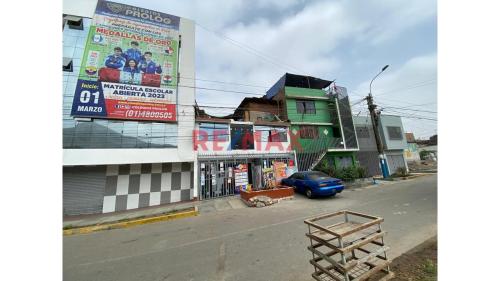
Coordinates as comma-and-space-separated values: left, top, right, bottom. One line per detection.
63, 0, 197, 215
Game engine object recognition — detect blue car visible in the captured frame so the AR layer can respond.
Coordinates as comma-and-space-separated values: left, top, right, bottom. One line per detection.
281, 171, 344, 199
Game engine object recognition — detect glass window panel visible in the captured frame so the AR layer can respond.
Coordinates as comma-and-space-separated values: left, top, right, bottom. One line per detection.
137, 122, 152, 148
106, 120, 124, 148
89, 119, 108, 148
73, 121, 92, 148
150, 123, 166, 148
164, 123, 177, 147
121, 121, 138, 148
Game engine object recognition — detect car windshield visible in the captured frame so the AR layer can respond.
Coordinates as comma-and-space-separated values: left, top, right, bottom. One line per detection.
307, 172, 330, 180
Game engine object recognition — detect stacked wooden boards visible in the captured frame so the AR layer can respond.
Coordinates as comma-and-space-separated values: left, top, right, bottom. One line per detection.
304, 210, 394, 281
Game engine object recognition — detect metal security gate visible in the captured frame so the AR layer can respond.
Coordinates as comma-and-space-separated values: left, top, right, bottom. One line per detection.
387, 154, 406, 174
199, 155, 294, 200
199, 159, 238, 200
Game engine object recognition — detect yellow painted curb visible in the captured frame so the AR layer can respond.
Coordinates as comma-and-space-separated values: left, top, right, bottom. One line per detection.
64, 207, 198, 236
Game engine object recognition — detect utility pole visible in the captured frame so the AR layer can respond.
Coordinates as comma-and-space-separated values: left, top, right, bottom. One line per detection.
366, 65, 390, 178
367, 94, 389, 178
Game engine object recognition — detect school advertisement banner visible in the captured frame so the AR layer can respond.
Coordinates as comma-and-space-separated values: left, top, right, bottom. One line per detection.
71, 0, 180, 122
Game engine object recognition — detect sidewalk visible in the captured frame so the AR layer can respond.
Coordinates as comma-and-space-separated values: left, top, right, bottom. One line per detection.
63, 196, 248, 229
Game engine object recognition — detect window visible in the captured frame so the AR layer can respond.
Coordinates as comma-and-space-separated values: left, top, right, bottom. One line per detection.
356, 126, 370, 138
255, 126, 288, 142
63, 57, 73, 72
296, 100, 316, 114
198, 123, 229, 141
387, 126, 403, 140
307, 171, 330, 180
230, 124, 254, 150
269, 129, 288, 142
64, 15, 84, 30
292, 173, 304, 180
336, 156, 353, 168
299, 126, 318, 139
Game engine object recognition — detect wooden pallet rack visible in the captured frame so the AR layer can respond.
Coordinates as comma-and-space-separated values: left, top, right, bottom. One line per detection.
304, 210, 394, 281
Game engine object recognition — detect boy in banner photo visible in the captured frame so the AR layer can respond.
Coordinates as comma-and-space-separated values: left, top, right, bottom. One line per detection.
140, 52, 163, 74
104, 47, 126, 69
124, 41, 143, 63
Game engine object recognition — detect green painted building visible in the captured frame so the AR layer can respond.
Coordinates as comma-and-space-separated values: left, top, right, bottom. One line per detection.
265, 73, 359, 171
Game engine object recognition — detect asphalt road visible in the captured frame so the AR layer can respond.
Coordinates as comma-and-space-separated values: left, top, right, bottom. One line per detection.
64, 174, 437, 281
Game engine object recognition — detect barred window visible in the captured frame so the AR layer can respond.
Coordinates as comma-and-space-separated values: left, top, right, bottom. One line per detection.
356, 126, 370, 138
299, 126, 318, 139
296, 100, 316, 114
387, 126, 403, 140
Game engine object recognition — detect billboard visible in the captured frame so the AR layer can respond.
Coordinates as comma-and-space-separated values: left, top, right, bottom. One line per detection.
71, 0, 180, 122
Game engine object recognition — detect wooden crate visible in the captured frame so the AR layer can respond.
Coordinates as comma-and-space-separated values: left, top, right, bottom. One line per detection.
304, 210, 393, 281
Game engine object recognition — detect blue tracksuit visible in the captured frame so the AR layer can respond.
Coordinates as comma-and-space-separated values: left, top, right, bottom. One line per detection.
123, 66, 140, 73
105, 55, 125, 69
124, 48, 142, 63
140, 60, 162, 74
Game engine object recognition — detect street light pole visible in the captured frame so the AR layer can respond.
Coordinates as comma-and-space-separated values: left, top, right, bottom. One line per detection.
366, 65, 390, 178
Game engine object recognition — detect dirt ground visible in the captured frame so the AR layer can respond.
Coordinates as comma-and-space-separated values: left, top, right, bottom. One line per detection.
407, 160, 437, 173
384, 236, 437, 281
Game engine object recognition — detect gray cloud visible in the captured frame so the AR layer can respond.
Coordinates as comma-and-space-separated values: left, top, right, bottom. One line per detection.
121, 0, 437, 137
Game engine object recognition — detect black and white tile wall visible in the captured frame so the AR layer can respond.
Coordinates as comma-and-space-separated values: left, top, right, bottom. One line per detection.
102, 162, 194, 213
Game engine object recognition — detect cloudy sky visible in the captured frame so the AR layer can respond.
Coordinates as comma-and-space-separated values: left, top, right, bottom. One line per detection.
122, 0, 437, 139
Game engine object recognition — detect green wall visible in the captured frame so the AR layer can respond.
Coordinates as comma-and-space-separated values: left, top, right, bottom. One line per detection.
285, 86, 327, 98
324, 151, 357, 169
285, 86, 343, 152
290, 125, 334, 150
285, 86, 332, 123
283, 86, 357, 169
286, 98, 332, 123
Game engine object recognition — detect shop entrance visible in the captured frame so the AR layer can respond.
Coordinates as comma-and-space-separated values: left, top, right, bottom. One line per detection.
198, 155, 295, 200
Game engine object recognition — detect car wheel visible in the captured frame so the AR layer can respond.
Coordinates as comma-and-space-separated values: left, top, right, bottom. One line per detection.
306, 188, 313, 199
331, 193, 337, 198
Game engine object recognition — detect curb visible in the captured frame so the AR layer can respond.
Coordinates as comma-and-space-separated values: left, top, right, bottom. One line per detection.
373, 173, 429, 182
63, 207, 198, 236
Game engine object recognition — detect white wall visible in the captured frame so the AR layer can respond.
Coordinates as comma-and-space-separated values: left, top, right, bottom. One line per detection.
379, 115, 408, 150
178, 18, 197, 196
63, 0, 98, 18
64, 148, 194, 165
177, 18, 196, 162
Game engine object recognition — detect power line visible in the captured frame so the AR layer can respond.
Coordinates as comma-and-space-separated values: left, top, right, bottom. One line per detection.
375, 79, 437, 97
183, 76, 268, 89
180, 85, 263, 96
64, 72, 271, 91
382, 106, 437, 114
196, 23, 308, 75
382, 109, 437, 121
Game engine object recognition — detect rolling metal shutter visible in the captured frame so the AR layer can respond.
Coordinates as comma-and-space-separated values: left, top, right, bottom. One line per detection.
63, 166, 106, 216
